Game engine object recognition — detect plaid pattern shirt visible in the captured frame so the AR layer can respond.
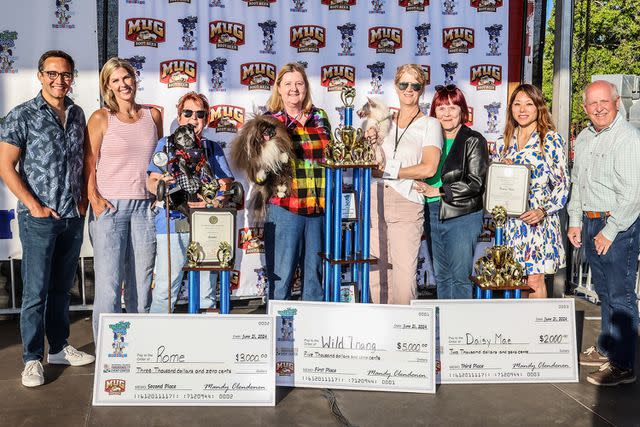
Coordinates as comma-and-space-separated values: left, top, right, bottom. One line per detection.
269, 106, 332, 215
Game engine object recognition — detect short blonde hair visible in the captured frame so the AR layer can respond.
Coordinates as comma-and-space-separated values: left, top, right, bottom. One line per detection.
99, 58, 138, 113
394, 64, 427, 95
266, 63, 313, 113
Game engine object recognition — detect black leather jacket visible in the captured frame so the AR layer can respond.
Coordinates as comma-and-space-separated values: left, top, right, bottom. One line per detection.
438, 125, 489, 220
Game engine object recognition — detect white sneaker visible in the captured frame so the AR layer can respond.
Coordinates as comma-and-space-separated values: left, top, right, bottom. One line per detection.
47, 345, 95, 366
21, 360, 45, 387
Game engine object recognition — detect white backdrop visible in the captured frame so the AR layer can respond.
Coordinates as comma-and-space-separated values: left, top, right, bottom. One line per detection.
118, 0, 510, 298
0, 0, 100, 259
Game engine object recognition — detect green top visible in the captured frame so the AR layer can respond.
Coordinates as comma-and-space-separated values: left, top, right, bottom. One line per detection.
425, 138, 455, 203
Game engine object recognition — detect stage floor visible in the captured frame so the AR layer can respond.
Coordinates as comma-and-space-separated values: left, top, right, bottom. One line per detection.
0, 297, 637, 427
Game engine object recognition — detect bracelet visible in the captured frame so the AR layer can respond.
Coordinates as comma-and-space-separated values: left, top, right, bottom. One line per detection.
538, 207, 548, 217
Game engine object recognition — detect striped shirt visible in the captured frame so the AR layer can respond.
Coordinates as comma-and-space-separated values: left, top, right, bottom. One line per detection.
567, 113, 640, 241
268, 106, 332, 216
96, 107, 158, 199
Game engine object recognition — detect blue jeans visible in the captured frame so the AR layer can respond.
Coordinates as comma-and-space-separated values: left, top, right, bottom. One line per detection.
426, 201, 483, 299
583, 216, 640, 370
89, 199, 156, 339
18, 213, 84, 363
150, 232, 217, 313
264, 204, 324, 301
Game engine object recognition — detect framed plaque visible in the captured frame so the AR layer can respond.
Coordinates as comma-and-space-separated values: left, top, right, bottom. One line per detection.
189, 208, 236, 265
484, 163, 530, 216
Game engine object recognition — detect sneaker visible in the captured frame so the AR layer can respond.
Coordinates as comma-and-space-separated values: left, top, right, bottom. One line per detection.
21, 360, 44, 387
579, 345, 609, 366
47, 345, 95, 366
587, 362, 636, 386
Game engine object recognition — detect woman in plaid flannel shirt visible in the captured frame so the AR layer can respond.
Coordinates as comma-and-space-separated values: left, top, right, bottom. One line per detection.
264, 63, 332, 301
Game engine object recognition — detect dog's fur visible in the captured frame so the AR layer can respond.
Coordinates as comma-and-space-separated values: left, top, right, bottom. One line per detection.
160, 124, 215, 216
357, 97, 393, 167
169, 124, 214, 185
230, 115, 294, 218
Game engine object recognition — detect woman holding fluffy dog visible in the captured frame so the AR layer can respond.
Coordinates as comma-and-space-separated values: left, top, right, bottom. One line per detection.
368, 64, 443, 305
263, 63, 333, 301
85, 58, 162, 339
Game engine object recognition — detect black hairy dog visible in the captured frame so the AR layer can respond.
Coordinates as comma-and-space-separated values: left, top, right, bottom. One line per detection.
157, 124, 214, 216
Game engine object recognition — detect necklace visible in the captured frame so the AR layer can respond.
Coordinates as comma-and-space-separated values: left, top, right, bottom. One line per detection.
119, 105, 138, 120
393, 108, 421, 158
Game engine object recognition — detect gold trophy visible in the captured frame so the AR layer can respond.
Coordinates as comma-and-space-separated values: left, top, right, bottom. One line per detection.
474, 205, 526, 288
216, 241, 232, 268
201, 181, 219, 208
325, 86, 375, 166
186, 241, 205, 268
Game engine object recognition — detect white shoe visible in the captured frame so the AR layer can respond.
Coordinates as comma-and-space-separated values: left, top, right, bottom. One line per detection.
47, 345, 95, 366
22, 360, 45, 387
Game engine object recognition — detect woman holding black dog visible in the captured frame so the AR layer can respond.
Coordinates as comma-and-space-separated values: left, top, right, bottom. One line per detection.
264, 63, 332, 301
146, 92, 233, 313
86, 58, 162, 339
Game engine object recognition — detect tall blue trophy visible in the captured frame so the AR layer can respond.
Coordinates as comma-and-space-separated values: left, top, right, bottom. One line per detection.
321, 86, 378, 303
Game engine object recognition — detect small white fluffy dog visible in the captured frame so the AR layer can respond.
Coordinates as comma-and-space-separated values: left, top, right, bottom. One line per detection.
356, 97, 393, 167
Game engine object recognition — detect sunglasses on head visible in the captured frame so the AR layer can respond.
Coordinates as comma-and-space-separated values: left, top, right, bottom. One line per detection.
435, 84, 457, 92
181, 109, 207, 119
397, 82, 423, 91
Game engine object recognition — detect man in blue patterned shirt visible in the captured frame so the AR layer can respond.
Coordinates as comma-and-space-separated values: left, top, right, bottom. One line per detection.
568, 80, 640, 386
0, 50, 95, 388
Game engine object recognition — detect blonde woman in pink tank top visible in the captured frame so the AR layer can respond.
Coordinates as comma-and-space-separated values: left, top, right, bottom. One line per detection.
85, 58, 163, 341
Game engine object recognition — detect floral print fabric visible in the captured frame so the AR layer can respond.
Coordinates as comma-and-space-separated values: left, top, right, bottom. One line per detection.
491, 131, 569, 275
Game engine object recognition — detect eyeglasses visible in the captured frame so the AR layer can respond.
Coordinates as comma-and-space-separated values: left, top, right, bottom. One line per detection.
41, 70, 74, 81
397, 82, 423, 91
181, 109, 207, 119
435, 84, 457, 92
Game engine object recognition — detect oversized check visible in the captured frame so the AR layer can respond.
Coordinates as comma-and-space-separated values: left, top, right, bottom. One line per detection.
268, 301, 436, 394
93, 314, 276, 406
410, 299, 579, 384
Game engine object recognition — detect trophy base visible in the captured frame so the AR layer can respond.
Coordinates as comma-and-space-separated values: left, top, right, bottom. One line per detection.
319, 162, 379, 169
319, 252, 378, 265
471, 276, 533, 298
182, 262, 235, 272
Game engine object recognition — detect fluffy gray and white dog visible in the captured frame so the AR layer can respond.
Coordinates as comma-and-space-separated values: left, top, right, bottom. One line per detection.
230, 115, 294, 218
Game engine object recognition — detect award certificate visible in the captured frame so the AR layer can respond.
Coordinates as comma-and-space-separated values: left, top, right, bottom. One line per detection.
484, 163, 530, 216
268, 301, 436, 394
410, 299, 579, 384
190, 209, 236, 264
93, 314, 276, 406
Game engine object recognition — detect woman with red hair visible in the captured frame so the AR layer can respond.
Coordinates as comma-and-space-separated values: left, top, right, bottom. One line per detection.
415, 84, 489, 299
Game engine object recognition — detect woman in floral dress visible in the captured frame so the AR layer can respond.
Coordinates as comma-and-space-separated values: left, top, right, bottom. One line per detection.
491, 84, 569, 298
